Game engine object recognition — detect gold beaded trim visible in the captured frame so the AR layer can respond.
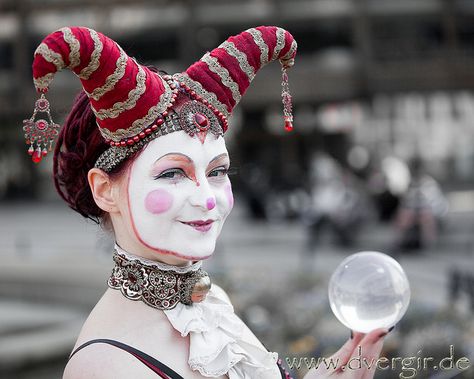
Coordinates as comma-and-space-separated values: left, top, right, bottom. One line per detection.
246, 28, 269, 67
33, 73, 55, 92
34, 43, 65, 71
98, 74, 175, 141
79, 29, 103, 80
173, 73, 229, 118
60, 27, 81, 69
94, 63, 147, 120
95, 111, 182, 172
282, 40, 297, 65
201, 52, 241, 104
272, 28, 286, 61
86, 47, 128, 101
219, 40, 255, 82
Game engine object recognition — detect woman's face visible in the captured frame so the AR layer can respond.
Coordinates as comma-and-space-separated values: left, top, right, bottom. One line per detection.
120, 131, 234, 261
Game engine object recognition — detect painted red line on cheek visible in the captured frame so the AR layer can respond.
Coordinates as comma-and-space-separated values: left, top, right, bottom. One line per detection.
144, 189, 174, 214
127, 166, 210, 261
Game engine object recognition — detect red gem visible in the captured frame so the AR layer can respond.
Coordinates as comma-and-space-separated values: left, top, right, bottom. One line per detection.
133, 136, 139, 142
42, 148, 48, 156
162, 111, 168, 117
157, 119, 164, 126
36, 98, 49, 112
120, 141, 127, 147
145, 128, 152, 134
35, 119, 48, 131
127, 139, 134, 146
139, 132, 145, 139
194, 113, 209, 128
284, 119, 293, 132
28, 146, 34, 155
32, 150, 42, 163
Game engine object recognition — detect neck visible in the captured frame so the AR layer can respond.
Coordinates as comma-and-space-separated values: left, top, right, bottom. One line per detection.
114, 243, 202, 273
114, 240, 193, 268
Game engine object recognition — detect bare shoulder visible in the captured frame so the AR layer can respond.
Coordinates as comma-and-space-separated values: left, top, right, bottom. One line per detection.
63, 342, 153, 379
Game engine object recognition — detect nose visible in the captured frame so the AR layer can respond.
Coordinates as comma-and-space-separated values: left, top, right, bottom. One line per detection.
188, 178, 216, 211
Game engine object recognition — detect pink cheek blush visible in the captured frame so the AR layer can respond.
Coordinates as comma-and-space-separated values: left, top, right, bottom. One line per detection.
206, 197, 216, 210
225, 183, 234, 209
144, 189, 173, 214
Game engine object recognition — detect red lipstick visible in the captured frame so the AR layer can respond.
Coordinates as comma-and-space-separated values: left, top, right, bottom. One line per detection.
180, 219, 214, 232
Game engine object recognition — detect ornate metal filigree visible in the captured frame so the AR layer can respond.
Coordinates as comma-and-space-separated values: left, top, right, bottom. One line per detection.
108, 251, 211, 310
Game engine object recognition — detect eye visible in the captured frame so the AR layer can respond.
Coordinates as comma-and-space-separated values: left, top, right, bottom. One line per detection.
154, 169, 186, 180
208, 167, 229, 177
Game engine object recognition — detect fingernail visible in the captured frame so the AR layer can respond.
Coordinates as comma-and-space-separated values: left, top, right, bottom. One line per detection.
350, 330, 354, 339
388, 326, 395, 333
378, 331, 388, 339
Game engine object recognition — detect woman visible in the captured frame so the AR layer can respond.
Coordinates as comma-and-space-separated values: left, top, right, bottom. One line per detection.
24, 26, 387, 378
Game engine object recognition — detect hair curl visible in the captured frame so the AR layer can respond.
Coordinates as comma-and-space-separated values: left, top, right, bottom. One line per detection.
53, 90, 129, 226
53, 68, 168, 226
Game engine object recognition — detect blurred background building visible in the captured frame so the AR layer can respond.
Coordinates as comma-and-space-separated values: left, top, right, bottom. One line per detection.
1, 1, 474, 378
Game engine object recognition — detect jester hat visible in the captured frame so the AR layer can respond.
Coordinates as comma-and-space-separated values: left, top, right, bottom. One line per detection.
24, 26, 297, 171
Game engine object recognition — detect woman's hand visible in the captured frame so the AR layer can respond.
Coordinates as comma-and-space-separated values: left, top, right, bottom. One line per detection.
302, 328, 388, 379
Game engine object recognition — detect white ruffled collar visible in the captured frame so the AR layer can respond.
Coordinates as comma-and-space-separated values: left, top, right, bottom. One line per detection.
164, 286, 280, 378
113, 244, 280, 378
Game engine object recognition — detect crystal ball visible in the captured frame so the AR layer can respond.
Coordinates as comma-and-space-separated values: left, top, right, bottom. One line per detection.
328, 251, 410, 333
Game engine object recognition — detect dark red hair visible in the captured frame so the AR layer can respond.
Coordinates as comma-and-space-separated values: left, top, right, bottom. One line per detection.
53, 67, 166, 225
53, 90, 129, 225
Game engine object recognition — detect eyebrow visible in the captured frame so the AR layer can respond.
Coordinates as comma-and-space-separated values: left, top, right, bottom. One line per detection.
154, 153, 192, 164
209, 153, 229, 165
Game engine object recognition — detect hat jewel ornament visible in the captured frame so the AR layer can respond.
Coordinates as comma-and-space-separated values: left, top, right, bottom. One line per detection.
23, 94, 61, 163
25, 26, 297, 170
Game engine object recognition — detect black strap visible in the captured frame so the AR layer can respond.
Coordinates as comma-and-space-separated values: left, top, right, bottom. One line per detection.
68, 338, 184, 379
69, 338, 291, 379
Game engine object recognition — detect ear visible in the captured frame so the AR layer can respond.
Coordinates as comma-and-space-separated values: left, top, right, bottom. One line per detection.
87, 168, 120, 213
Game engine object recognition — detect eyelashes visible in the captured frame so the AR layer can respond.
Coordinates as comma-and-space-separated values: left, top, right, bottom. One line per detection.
153, 168, 186, 180
153, 166, 237, 180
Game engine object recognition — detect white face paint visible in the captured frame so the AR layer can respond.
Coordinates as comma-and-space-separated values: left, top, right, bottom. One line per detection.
127, 131, 234, 261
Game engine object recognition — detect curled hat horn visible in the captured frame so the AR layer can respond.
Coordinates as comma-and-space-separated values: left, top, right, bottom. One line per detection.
25, 26, 176, 163
24, 26, 296, 167
180, 26, 296, 120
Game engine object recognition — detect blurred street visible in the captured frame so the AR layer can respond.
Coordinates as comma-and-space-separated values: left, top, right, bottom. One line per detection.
1, 197, 473, 378
2, 1, 474, 378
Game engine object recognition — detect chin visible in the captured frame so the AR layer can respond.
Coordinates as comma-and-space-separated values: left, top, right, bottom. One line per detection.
165, 248, 215, 262
145, 240, 217, 261
178, 241, 217, 261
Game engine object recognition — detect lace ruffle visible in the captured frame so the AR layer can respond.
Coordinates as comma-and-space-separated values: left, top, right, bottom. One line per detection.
164, 286, 280, 378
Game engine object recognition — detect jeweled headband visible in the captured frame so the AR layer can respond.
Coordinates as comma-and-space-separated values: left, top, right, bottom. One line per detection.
23, 26, 297, 172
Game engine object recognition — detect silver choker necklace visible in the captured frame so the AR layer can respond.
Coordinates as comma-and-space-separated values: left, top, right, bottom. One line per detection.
108, 244, 212, 310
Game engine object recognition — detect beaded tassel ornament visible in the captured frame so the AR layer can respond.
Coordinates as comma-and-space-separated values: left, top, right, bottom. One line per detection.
281, 62, 294, 132
23, 93, 60, 163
